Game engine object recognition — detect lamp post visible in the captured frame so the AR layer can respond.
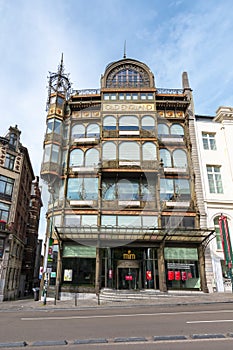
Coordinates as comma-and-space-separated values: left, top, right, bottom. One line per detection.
42, 185, 55, 305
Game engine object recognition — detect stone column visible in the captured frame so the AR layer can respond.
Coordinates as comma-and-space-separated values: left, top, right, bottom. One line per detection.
158, 242, 167, 292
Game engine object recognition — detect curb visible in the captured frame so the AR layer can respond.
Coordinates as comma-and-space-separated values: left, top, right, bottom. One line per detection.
0, 334, 231, 348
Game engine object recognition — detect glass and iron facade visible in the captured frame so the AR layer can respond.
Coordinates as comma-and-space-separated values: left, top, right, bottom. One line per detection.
41, 57, 214, 296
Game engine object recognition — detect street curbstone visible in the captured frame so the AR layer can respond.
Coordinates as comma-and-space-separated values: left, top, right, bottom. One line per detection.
74, 338, 108, 344
0, 342, 27, 348
31, 340, 68, 346
154, 335, 187, 341
114, 337, 147, 342
191, 333, 225, 339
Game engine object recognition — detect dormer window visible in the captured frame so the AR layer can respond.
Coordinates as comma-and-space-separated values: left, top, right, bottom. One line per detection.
9, 133, 17, 147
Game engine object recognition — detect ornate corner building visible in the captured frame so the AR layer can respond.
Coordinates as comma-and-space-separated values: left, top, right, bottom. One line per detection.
0, 126, 43, 301
41, 56, 214, 298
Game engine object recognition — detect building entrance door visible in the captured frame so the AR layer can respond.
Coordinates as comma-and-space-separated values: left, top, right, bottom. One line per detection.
118, 268, 138, 290
116, 260, 140, 290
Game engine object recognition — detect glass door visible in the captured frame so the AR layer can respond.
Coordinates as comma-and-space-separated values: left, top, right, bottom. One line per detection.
119, 268, 138, 290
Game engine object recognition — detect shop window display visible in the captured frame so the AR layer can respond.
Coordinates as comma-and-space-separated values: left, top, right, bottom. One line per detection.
165, 247, 200, 290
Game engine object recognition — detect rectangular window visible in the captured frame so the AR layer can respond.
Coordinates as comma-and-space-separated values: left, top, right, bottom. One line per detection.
161, 216, 195, 229
64, 214, 81, 226
202, 132, 216, 150
0, 175, 14, 199
46, 118, 61, 134
103, 94, 110, 100
67, 178, 83, 200
118, 180, 139, 200
43, 144, 51, 163
142, 216, 158, 227
67, 178, 98, 200
118, 215, 141, 227
147, 93, 154, 100
110, 93, 117, 100
0, 238, 4, 258
101, 215, 117, 226
51, 144, 60, 163
5, 154, 15, 170
0, 202, 10, 222
207, 165, 223, 193
160, 178, 191, 201
57, 96, 64, 105
84, 178, 98, 200
119, 93, 124, 100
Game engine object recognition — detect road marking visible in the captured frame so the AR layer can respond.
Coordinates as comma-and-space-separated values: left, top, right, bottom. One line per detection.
21, 309, 233, 321
187, 319, 233, 324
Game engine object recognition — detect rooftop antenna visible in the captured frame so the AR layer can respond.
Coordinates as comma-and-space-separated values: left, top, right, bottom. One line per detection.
123, 40, 126, 58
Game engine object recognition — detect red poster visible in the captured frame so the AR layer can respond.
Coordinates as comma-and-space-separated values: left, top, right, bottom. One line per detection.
182, 271, 187, 281
175, 271, 181, 280
168, 271, 175, 280
125, 275, 133, 281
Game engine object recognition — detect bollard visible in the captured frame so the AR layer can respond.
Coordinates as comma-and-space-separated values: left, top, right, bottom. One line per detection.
75, 293, 78, 306
97, 292, 100, 305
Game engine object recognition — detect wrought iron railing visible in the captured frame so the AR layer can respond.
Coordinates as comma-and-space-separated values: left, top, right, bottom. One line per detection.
70, 88, 184, 96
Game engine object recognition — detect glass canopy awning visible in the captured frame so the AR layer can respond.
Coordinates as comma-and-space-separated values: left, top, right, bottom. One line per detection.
55, 225, 215, 247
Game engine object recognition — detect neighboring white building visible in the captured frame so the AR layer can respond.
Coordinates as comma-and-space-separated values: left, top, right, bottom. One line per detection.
195, 107, 233, 292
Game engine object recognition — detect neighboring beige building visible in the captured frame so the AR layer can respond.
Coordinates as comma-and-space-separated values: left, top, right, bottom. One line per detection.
195, 107, 233, 292
0, 126, 42, 301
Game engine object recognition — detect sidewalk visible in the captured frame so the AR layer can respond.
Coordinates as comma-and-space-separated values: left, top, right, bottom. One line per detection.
1, 292, 233, 311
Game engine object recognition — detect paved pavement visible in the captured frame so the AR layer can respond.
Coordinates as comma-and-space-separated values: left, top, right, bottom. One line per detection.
0, 291, 233, 311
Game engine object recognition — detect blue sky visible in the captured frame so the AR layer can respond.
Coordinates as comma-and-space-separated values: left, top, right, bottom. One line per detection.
1, 0, 233, 237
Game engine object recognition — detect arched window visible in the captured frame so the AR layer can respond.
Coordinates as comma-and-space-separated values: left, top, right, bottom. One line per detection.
107, 68, 147, 88
86, 124, 100, 138
160, 149, 172, 167
69, 149, 84, 167
170, 124, 184, 136
158, 123, 169, 136
141, 116, 155, 130
102, 142, 116, 160
119, 116, 139, 131
72, 124, 85, 138
173, 149, 187, 168
85, 148, 99, 166
214, 216, 223, 250
103, 116, 116, 130
142, 142, 156, 161
119, 142, 140, 161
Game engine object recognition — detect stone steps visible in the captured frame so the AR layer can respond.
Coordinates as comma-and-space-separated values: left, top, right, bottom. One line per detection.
99, 288, 203, 302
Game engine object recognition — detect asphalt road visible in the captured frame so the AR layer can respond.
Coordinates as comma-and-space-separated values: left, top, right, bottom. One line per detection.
1, 303, 233, 349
